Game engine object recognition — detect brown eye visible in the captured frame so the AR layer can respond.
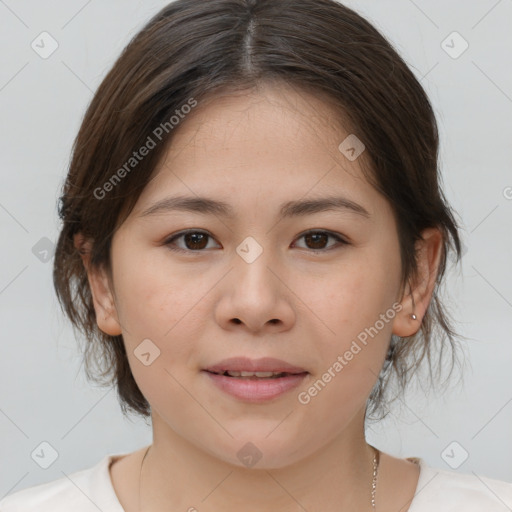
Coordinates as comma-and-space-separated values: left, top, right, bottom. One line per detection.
293, 230, 348, 251
164, 229, 348, 254
304, 232, 329, 250
164, 230, 220, 253
183, 232, 208, 250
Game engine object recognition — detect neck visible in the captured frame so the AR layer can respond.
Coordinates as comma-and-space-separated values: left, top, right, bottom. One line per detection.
139, 409, 378, 511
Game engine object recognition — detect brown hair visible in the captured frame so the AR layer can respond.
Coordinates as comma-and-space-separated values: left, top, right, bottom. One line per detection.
53, 0, 463, 421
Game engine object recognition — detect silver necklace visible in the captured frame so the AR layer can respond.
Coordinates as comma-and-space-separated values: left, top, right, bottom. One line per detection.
138, 445, 380, 510
371, 446, 379, 509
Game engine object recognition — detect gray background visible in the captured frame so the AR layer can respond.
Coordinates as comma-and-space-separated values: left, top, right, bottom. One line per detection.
1, 0, 511, 498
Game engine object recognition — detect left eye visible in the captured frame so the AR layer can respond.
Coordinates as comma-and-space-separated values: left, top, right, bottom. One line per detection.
292, 230, 348, 251
163, 230, 348, 253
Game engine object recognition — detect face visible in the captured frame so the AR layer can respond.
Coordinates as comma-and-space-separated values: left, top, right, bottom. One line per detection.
89, 83, 411, 469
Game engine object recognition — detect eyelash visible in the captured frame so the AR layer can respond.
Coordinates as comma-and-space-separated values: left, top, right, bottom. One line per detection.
163, 229, 350, 254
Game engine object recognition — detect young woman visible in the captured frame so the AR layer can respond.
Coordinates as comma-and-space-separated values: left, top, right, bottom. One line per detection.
2, 0, 511, 510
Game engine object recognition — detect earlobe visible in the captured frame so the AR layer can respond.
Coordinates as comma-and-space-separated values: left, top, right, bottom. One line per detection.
392, 227, 443, 338
73, 232, 123, 337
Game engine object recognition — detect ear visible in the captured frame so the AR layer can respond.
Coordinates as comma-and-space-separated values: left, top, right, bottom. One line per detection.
392, 227, 444, 337
73, 232, 122, 336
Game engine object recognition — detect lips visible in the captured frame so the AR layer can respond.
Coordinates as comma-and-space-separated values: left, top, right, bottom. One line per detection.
203, 356, 308, 376
203, 363, 309, 402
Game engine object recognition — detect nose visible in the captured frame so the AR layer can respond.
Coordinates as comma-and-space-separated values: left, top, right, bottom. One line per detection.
214, 247, 296, 334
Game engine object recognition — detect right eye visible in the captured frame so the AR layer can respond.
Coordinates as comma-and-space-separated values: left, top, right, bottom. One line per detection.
163, 230, 221, 253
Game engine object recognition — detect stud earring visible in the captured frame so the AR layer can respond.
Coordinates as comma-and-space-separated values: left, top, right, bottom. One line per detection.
411, 313, 417, 320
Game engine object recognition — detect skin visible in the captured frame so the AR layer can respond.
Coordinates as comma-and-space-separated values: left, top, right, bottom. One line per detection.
75, 82, 443, 511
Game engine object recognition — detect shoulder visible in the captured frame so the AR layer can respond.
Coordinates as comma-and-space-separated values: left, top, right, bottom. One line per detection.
410, 458, 512, 511
0, 453, 125, 512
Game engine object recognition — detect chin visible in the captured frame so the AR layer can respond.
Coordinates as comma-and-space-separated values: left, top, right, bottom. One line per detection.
202, 431, 315, 471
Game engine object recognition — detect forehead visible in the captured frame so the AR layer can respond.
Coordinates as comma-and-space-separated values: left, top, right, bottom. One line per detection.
130, 82, 385, 221
168, 83, 354, 161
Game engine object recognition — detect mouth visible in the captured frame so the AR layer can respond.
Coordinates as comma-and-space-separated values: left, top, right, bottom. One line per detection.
203, 356, 308, 376
201, 357, 309, 402
204, 369, 307, 379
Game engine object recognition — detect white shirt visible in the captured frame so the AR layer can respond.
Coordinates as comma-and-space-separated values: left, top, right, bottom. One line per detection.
1, 454, 511, 511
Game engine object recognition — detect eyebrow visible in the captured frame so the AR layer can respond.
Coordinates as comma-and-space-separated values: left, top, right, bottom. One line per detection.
138, 194, 371, 220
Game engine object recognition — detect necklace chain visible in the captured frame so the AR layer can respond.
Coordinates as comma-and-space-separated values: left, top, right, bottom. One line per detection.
139, 444, 380, 511
371, 446, 379, 509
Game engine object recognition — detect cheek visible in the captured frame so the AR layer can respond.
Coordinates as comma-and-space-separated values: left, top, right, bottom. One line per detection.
114, 266, 207, 410
303, 258, 390, 330
296, 251, 398, 372
112, 245, 193, 332
112, 251, 212, 371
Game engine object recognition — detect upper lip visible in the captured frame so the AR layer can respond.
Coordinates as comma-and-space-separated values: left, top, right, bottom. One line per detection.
204, 357, 308, 374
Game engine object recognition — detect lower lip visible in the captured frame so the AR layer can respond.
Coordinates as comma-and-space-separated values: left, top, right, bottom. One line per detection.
202, 371, 308, 403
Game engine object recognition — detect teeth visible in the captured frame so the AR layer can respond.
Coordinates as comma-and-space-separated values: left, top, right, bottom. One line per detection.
225, 370, 285, 378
